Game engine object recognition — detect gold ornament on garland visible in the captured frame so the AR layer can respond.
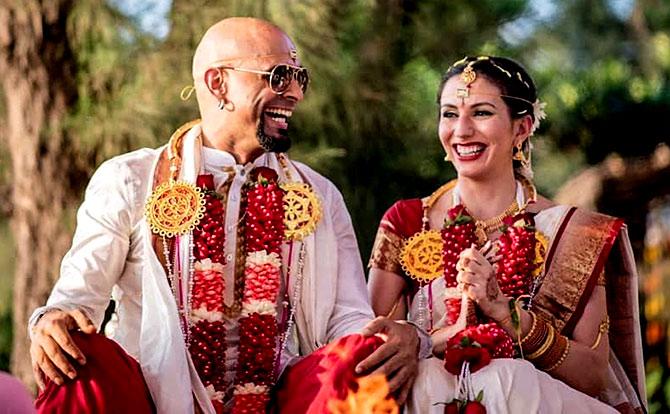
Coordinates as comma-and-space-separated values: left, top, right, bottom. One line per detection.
399, 180, 457, 284
399, 230, 445, 284
281, 182, 322, 241
145, 120, 206, 237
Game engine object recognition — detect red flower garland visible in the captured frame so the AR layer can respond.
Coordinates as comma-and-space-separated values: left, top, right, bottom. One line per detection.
440, 205, 539, 366
442, 205, 477, 325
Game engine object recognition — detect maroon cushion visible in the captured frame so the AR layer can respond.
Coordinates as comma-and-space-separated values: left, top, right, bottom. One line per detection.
35, 332, 154, 414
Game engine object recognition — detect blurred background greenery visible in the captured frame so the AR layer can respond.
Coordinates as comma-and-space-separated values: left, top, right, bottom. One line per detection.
1, 0, 669, 411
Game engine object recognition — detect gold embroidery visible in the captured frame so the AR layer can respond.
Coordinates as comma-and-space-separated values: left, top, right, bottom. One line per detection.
369, 227, 403, 275
532, 210, 618, 333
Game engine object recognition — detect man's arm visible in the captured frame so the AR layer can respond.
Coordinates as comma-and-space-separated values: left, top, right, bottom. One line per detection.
30, 159, 135, 389
325, 185, 426, 405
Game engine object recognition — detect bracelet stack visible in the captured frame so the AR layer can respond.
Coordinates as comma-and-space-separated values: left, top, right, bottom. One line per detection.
520, 311, 570, 371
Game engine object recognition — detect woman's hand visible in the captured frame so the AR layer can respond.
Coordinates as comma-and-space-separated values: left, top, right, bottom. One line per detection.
456, 241, 509, 321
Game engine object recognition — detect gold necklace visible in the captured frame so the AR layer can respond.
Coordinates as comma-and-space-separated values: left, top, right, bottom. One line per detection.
470, 199, 520, 244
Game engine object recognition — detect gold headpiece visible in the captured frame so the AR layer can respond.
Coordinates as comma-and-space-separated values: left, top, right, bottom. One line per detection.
455, 56, 488, 102
448, 56, 546, 135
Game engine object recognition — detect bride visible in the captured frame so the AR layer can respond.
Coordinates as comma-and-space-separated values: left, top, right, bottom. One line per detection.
367, 56, 646, 413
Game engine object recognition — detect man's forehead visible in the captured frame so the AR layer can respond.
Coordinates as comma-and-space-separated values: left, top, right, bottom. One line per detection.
208, 48, 300, 67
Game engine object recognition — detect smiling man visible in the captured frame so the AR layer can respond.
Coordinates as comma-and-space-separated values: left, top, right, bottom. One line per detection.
28, 17, 426, 413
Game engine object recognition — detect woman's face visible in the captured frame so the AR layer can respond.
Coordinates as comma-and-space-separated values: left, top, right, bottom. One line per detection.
438, 75, 527, 182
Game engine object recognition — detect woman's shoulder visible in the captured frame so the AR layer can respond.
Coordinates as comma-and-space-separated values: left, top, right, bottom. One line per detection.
379, 198, 424, 238
531, 196, 622, 223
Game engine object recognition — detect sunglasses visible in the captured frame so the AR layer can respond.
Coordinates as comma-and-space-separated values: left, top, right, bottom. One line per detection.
217, 63, 309, 95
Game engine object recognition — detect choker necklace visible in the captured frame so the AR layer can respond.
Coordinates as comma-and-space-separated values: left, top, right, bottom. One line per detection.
469, 200, 520, 244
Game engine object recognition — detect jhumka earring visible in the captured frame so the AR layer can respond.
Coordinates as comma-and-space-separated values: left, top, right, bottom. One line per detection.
513, 142, 531, 170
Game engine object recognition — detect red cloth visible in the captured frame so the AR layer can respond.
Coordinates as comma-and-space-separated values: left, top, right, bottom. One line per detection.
35, 332, 154, 414
275, 333, 385, 414
380, 199, 423, 239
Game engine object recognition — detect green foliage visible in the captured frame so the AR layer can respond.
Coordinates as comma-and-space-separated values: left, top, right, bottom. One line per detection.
65, 0, 155, 164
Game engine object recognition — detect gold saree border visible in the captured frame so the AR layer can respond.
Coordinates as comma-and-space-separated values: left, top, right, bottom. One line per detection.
533, 208, 623, 335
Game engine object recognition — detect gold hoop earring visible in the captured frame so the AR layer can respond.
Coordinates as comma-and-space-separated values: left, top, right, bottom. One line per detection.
444, 152, 451, 162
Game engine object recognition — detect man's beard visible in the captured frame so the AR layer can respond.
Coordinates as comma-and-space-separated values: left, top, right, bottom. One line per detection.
257, 117, 291, 153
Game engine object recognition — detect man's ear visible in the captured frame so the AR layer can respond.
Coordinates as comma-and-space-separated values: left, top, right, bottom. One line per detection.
204, 68, 227, 99
513, 114, 533, 148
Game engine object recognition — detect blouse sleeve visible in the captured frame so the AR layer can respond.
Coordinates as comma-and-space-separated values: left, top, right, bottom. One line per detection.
368, 199, 423, 276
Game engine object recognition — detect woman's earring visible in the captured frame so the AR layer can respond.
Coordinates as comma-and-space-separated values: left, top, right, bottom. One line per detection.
444, 152, 451, 162
513, 142, 531, 169
218, 98, 226, 110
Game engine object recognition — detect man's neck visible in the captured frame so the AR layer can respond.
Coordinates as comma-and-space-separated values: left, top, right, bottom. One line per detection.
201, 124, 264, 164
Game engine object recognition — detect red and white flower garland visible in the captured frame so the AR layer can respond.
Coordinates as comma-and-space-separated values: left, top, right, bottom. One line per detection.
167, 166, 304, 413
190, 173, 228, 413
232, 167, 285, 413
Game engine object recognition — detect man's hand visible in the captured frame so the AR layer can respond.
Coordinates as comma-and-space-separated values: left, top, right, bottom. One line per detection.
355, 317, 420, 405
30, 308, 96, 390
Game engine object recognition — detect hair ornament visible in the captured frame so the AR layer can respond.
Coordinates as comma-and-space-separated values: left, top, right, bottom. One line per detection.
516, 72, 530, 89
490, 60, 513, 78
531, 99, 547, 136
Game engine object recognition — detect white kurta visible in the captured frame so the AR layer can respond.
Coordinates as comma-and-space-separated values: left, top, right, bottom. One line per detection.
30, 124, 376, 413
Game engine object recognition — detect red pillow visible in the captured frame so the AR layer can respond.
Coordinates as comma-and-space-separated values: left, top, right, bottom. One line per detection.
275, 333, 385, 414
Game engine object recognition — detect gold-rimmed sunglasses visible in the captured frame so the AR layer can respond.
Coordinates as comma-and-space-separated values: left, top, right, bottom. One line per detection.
216, 63, 309, 95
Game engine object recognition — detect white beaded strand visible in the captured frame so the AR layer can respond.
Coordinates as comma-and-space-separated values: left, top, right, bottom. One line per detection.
279, 243, 306, 355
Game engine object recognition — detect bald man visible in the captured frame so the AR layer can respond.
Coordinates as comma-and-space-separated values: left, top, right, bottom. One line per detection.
28, 18, 428, 413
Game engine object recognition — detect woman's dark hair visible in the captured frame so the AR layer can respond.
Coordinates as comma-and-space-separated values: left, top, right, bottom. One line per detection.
437, 56, 537, 122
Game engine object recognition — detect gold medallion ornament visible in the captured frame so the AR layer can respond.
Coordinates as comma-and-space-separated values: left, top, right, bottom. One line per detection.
145, 120, 206, 237
145, 181, 205, 237
398, 181, 456, 284
399, 230, 445, 284
281, 182, 322, 241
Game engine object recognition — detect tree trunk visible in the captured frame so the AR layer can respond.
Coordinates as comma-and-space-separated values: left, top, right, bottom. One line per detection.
0, 0, 78, 388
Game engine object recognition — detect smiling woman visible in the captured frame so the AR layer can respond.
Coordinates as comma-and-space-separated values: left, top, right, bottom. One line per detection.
367, 56, 646, 413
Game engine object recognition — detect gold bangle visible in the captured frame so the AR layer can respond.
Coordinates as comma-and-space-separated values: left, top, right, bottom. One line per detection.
521, 314, 549, 355
590, 315, 610, 350
527, 323, 555, 360
520, 310, 538, 347
545, 337, 571, 372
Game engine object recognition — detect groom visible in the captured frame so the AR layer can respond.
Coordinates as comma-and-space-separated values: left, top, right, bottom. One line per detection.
29, 17, 429, 412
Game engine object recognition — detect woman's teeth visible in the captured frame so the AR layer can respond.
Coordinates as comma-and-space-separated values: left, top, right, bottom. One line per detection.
456, 144, 485, 156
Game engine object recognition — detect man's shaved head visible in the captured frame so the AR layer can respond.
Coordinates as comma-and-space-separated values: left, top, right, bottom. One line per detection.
192, 17, 305, 161
192, 17, 297, 81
